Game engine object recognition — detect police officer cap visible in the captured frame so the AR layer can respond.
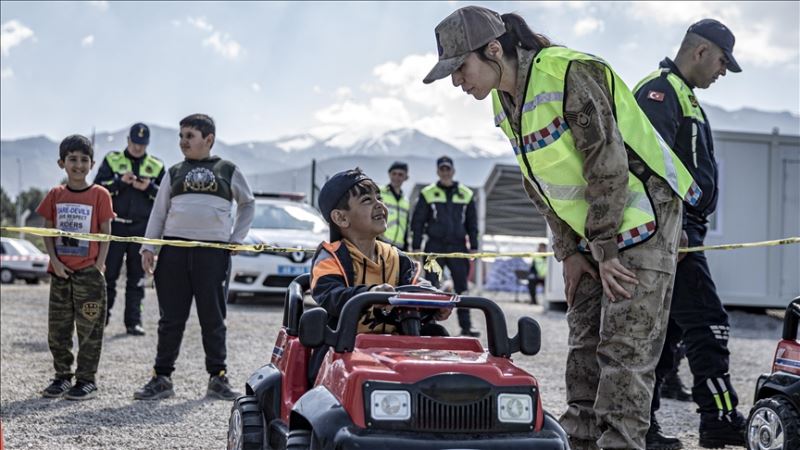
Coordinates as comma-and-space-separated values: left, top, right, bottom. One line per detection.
437, 155, 454, 169
687, 19, 741, 73
388, 161, 408, 173
318, 168, 373, 241
129, 123, 150, 145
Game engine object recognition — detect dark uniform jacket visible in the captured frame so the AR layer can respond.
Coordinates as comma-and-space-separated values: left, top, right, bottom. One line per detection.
410, 182, 478, 252
635, 58, 719, 221
94, 149, 165, 223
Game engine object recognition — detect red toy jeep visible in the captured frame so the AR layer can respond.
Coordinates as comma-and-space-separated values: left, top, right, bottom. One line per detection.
227, 274, 569, 450
745, 297, 800, 450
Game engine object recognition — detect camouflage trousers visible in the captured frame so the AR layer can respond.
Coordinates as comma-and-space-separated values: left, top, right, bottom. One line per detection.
48, 266, 107, 383
560, 195, 682, 450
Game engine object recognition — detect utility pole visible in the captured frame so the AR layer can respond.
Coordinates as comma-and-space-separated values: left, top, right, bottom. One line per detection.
16, 158, 23, 238
310, 159, 317, 207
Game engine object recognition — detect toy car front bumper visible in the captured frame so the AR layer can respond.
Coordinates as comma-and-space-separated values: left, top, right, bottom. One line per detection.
331, 427, 567, 450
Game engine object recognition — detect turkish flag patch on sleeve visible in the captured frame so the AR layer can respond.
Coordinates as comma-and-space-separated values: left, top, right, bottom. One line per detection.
647, 90, 665, 102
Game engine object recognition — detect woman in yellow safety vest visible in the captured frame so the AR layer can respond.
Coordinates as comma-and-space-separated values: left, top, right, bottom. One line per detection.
423, 6, 699, 450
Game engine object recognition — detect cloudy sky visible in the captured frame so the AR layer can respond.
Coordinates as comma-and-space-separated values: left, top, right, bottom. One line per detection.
1, 1, 798, 154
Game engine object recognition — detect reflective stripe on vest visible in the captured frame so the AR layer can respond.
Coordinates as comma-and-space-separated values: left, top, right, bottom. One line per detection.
421, 184, 474, 205
634, 68, 706, 123
491, 47, 700, 250
380, 185, 409, 247
105, 152, 164, 178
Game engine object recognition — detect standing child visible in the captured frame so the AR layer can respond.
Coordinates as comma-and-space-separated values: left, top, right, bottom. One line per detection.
37, 134, 115, 400
134, 114, 254, 401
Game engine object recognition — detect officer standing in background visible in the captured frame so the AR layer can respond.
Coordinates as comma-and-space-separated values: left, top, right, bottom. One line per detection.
380, 161, 410, 250
95, 123, 165, 336
634, 19, 745, 449
411, 156, 479, 337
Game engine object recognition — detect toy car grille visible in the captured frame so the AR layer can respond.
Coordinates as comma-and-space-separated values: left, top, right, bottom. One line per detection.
415, 393, 494, 432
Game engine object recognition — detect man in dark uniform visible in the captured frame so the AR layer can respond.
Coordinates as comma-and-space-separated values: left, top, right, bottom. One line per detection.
411, 156, 479, 336
94, 123, 165, 336
634, 19, 745, 449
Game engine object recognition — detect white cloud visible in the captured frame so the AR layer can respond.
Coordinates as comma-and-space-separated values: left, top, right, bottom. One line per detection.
312, 85, 322, 94
81, 35, 95, 48
625, 2, 797, 68
1, 20, 35, 57
0, 67, 13, 79
310, 52, 508, 154
87, 1, 109, 11
334, 87, 352, 99
731, 23, 797, 67
187, 16, 214, 32
626, 1, 740, 26
203, 32, 242, 60
185, 17, 243, 61
251, 82, 261, 92
171, 19, 182, 27
573, 17, 604, 37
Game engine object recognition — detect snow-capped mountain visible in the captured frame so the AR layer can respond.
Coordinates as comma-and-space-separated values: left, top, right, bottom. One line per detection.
2, 104, 798, 197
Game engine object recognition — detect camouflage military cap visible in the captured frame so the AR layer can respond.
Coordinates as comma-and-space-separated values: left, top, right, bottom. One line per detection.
423, 6, 506, 84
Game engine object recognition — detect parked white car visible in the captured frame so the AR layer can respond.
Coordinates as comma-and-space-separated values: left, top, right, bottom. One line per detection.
228, 195, 328, 303
1, 237, 50, 284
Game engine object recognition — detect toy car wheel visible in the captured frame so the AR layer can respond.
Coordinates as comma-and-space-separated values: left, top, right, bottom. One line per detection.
286, 429, 315, 450
227, 395, 266, 450
747, 397, 800, 450
0, 269, 14, 284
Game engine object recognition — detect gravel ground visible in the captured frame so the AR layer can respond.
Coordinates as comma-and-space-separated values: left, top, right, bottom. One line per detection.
0, 281, 784, 449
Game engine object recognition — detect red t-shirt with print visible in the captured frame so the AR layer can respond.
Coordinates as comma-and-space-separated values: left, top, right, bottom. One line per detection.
36, 184, 115, 272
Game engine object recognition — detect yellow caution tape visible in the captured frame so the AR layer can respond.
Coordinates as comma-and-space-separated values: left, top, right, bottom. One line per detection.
0, 226, 307, 253
3, 225, 798, 268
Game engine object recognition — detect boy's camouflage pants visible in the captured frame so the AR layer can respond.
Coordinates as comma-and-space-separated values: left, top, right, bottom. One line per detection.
48, 266, 106, 383
560, 195, 682, 450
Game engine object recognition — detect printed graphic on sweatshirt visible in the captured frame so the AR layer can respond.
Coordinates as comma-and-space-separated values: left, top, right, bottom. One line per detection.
55, 202, 93, 256
184, 167, 218, 193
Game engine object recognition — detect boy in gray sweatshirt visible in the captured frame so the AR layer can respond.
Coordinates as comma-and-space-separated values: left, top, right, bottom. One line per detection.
134, 113, 254, 401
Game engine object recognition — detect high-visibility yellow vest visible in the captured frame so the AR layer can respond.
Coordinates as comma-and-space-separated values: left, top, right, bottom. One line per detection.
421, 183, 473, 205
634, 68, 706, 123
105, 151, 164, 179
491, 47, 700, 250
380, 185, 410, 247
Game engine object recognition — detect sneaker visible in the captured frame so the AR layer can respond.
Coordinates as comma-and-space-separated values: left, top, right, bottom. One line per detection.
64, 380, 98, 401
42, 378, 72, 398
207, 371, 240, 400
460, 328, 481, 337
126, 324, 146, 336
646, 414, 682, 450
699, 411, 746, 448
661, 371, 692, 402
134, 375, 175, 400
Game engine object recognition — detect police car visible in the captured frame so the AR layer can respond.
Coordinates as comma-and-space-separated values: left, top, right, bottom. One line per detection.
227, 193, 328, 303
1, 237, 49, 284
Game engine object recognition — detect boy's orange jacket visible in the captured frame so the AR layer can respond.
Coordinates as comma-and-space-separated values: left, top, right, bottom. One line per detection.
311, 239, 421, 333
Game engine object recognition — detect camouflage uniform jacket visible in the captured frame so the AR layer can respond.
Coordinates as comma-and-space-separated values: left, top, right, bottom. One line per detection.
498, 47, 674, 263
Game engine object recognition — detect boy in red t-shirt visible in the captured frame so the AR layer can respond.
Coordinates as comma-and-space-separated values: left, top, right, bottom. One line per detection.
36, 134, 115, 400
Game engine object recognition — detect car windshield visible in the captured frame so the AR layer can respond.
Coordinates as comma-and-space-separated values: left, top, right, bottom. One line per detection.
17, 239, 44, 255
251, 202, 327, 233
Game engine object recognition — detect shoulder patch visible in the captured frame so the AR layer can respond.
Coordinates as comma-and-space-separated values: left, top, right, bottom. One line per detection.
647, 90, 665, 102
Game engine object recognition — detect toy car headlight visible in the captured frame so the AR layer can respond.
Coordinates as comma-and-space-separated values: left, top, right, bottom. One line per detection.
370, 390, 411, 421
497, 393, 533, 423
